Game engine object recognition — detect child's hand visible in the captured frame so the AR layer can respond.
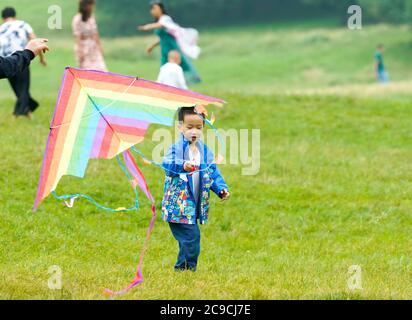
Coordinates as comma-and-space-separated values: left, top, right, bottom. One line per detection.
219, 189, 230, 201
184, 161, 195, 172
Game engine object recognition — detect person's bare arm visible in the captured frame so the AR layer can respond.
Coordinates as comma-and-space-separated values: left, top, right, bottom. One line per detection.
29, 33, 46, 66
0, 39, 49, 79
138, 22, 163, 31
147, 39, 160, 54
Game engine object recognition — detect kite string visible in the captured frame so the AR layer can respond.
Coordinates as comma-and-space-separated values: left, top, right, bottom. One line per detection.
52, 154, 139, 213
130, 110, 226, 176
69, 70, 139, 155
50, 73, 225, 208
51, 92, 226, 207
50, 70, 224, 177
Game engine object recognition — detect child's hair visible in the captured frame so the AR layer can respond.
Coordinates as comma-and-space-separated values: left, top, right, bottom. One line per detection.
151, 1, 167, 15
377, 43, 384, 49
178, 107, 206, 124
168, 50, 181, 62
2, 7, 16, 19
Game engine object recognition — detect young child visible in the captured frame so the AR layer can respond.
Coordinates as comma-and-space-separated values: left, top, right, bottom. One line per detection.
162, 106, 230, 271
157, 50, 188, 89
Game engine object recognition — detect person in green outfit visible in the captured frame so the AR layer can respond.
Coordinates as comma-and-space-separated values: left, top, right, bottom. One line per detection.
138, 1, 201, 85
375, 44, 389, 84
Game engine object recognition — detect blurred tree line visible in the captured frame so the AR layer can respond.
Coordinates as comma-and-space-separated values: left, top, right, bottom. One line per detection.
97, 0, 345, 36
304, 0, 412, 23
96, 0, 412, 36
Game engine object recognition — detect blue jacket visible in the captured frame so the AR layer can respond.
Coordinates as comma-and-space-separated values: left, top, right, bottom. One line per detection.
161, 135, 229, 225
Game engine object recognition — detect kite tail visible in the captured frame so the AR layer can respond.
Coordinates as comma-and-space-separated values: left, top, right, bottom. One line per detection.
104, 151, 156, 298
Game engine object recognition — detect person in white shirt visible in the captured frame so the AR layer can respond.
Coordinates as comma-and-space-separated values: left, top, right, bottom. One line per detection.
0, 7, 46, 118
157, 50, 188, 89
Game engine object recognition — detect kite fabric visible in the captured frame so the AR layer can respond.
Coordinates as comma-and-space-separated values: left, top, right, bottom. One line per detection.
33, 67, 226, 295
34, 67, 225, 211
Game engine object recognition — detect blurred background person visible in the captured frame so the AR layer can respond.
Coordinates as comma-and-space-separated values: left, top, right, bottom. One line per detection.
0, 7, 47, 119
138, 1, 201, 85
375, 44, 389, 84
157, 50, 188, 89
72, 0, 107, 72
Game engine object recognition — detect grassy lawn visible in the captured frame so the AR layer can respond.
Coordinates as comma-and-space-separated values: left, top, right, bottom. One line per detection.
0, 18, 412, 299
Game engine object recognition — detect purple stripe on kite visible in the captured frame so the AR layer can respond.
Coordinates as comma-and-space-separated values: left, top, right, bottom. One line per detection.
123, 155, 146, 190
104, 115, 150, 130
123, 153, 139, 177
123, 152, 154, 203
90, 118, 107, 159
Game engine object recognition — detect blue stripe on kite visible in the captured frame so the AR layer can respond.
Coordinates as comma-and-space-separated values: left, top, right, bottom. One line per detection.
67, 100, 102, 177
65, 98, 175, 177
101, 103, 174, 127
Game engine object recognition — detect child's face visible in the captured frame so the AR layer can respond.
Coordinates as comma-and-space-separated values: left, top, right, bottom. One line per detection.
180, 114, 204, 143
169, 51, 181, 65
150, 4, 162, 19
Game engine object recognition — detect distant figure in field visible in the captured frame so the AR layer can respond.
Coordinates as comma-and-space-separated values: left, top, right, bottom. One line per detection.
138, 1, 201, 84
157, 50, 188, 89
0, 7, 47, 119
375, 44, 389, 84
72, 0, 107, 72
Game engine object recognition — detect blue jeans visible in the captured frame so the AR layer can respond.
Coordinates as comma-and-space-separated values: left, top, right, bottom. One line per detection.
169, 223, 201, 271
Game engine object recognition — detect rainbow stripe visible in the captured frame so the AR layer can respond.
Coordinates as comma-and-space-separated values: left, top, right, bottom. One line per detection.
34, 67, 225, 210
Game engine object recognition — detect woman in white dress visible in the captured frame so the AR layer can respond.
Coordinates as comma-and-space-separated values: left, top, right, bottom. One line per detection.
72, 0, 107, 72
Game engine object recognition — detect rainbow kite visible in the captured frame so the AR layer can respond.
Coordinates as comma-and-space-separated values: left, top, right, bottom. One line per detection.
34, 67, 225, 295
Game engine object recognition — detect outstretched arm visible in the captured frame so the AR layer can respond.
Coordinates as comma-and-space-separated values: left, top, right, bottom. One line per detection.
0, 38, 49, 79
163, 144, 186, 176
29, 33, 46, 66
210, 164, 230, 200
138, 22, 163, 31
147, 39, 160, 54
204, 146, 230, 201
0, 51, 33, 79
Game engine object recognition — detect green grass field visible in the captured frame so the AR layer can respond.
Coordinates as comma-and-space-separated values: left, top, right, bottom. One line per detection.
1, 15, 412, 299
